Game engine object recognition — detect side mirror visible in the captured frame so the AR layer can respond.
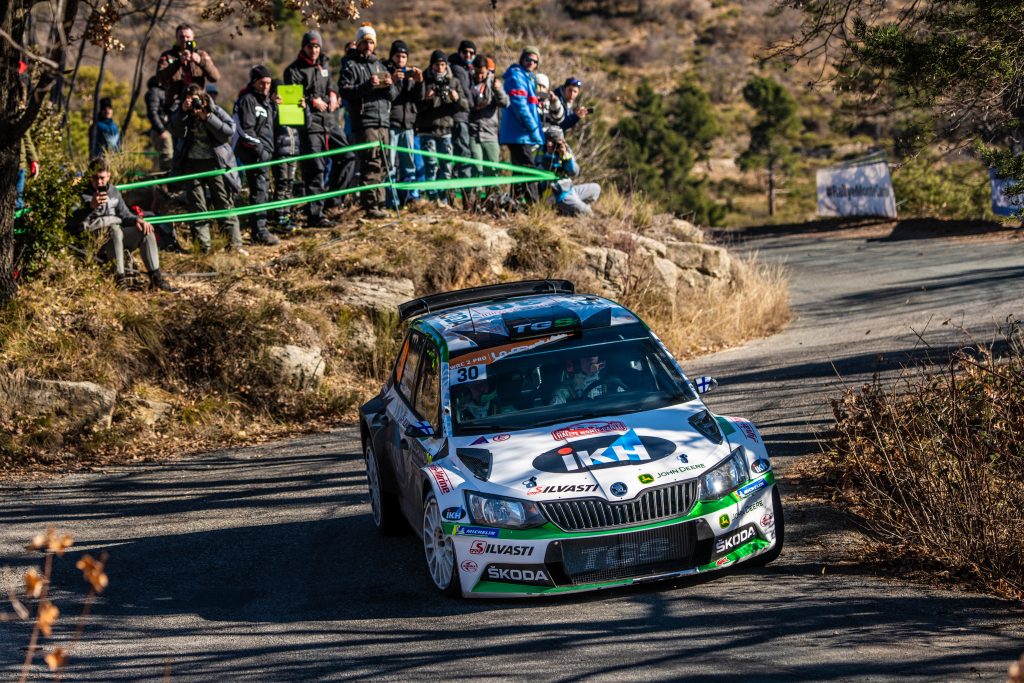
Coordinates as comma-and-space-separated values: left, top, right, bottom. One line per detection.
693, 376, 717, 394
405, 423, 432, 438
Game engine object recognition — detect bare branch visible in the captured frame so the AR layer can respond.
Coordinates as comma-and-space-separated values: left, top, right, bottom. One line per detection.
0, 27, 60, 69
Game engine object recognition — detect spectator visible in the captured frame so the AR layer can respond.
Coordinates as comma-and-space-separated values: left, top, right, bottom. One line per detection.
234, 65, 280, 246
89, 97, 122, 159
170, 83, 244, 254
468, 54, 508, 176
324, 88, 359, 207
385, 39, 422, 205
66, 158, 178, 292
156, 23, 220, 113
270, 78, 300, 232
17, 132, 37, 212
554, 77, 589, 132
284, 30, 335, 228
534, 127, 600, 216
499, 45, 544, 204
338, 24, 396, 219
534, 74, 565, 131
145, 76, 173, 171
415, 50, 468, 205
448, 40, 476, 183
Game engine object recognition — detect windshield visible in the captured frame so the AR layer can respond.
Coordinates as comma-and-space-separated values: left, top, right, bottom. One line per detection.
448, 323, 697, 435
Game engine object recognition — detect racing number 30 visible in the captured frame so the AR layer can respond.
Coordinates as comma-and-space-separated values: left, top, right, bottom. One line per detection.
456, 366, 480, 383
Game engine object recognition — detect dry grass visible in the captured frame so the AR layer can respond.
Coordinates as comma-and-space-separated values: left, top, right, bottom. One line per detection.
819, 321, 1024, 601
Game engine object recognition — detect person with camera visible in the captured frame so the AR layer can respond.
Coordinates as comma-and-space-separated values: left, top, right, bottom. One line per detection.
234, 65, 281, 247
555, 77, 590, 132
534, 73, 565, 130
156, 24, 221, 115
533, 127, 600, 216
384, 39, 422, 206
170, 83, 244, 254
448, 40, 477, 184
338, 24, 397, 219
67, 158, 178, 292
468, 54, 508, 177
284, 30, 336, 228
414, 50, 469, 205
499, 46, 545, 204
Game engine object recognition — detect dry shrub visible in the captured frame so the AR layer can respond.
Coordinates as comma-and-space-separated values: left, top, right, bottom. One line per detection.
507, 221, 572, 275
824, 320, 1024, 601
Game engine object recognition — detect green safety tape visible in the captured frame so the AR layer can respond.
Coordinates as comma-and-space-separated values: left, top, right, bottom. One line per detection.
117, 141, 553, 192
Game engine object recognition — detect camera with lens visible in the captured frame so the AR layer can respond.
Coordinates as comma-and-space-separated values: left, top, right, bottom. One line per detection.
433, 76, 454, 104
184, 40, 198, 52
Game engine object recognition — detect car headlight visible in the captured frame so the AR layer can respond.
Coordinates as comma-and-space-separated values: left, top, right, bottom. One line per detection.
466, 492, 546, 529
697, 447, 749, 501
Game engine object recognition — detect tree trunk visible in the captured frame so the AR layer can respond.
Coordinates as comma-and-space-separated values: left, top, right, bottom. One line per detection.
88, 47, 108, 158
122, 0, 172, 135
768, 157, 776, 216
0, 148, 17, 304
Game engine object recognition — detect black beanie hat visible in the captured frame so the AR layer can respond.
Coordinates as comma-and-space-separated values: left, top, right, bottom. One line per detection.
99, 97, 113, 109
430, 49, 448, 65
249, 65, 272, 83
390, 40, 409, 56
458, 39, 477, 53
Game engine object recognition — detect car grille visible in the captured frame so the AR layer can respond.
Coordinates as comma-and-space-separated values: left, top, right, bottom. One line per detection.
540, 480, 699, 531
557, 521, 699, 584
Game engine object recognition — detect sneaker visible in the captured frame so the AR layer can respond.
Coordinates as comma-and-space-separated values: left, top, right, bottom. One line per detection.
115, 274, 130, 290
365, 208, 389, 219
252, 231, 281, 246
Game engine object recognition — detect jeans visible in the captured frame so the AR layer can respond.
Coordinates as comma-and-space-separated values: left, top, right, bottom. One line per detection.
557, 182, 601, 216
16, 168, 26, 211
451, 121, 473, 180
469, 138, 501, 177
420, 134, 452, 201
389, 127, 418, 204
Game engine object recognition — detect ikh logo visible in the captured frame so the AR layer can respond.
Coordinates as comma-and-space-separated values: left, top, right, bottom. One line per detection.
532, 429, 676, 473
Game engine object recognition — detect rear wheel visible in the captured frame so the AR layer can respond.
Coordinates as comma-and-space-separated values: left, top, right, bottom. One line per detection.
365, 441, 404, 535
422, 491, 461, 597
747, 484, 785, 567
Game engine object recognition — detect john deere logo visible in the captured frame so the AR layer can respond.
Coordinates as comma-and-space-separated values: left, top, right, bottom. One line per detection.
718, 514, 730, 529
638, 473, 654, 484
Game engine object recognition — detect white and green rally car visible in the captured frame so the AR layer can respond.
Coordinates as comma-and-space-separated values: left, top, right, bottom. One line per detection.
359, 280, 783, 598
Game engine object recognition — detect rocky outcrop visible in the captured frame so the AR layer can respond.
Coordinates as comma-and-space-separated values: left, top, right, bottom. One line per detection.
335, 277, 415, 314
122, 397, 173, 427
458, 221, 515, 275
266, 344, 325, 390
0, 374, 117, 432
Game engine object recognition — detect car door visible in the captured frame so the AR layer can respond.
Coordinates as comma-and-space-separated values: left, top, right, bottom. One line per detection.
403, 339, 447, 520
387, 331, 424, 523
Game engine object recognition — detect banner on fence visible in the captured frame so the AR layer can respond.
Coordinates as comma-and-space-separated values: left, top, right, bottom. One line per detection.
988, 169, 1024, 217
816, 157, 897, 219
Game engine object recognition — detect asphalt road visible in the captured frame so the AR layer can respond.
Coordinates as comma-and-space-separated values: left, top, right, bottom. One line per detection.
2, 225, 1023, 682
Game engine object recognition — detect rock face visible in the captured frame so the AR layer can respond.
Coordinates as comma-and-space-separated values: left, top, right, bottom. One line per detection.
0, 375, 117, 432
336, 277, 415, 314
267, 344, 325, 390
122, 397, 173, 428
458, 221, 515, 275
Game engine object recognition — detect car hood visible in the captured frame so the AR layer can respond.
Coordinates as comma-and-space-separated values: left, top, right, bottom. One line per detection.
450, 400, 733, 502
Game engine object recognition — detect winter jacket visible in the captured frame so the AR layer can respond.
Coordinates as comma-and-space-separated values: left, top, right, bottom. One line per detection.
414, 69, 469, 136
447, 53, 474, 125
385, 60, 419, 130
534, 144, 579, 202
554, 86, 581, 131
67, 185, 138, 236
169, 101, 240, 191
145, 76, 169, 133
284, 54, 335, 135
89, 117, 121, 159
156, 45, 221, 107
233, 87, 275, 163
338, 48, 397, 132
468, 74, 509, 143
499, 64, 543, 146
539, 92, 565, 131
19, 133, 37, 169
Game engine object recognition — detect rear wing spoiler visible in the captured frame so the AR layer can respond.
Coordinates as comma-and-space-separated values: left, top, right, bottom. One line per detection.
398, 280, 575, 322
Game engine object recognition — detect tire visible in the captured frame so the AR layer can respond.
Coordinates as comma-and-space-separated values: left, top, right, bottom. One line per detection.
422, 491, 461, 597
365, 441, 404, 535
747, 484, 785, 568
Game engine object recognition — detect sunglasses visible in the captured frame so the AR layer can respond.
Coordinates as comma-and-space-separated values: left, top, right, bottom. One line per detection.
461, 48, 475, 55
524, 57, 538, 64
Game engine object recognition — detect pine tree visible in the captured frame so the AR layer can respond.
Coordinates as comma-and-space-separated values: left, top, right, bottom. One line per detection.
737, 76, 799, 217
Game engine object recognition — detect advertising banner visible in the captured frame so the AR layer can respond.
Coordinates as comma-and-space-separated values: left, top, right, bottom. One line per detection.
816, 158, 897, 218
989, 169, 1024, 217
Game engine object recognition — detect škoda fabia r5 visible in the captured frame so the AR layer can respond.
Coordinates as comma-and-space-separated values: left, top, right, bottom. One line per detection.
359, 280, 783, 597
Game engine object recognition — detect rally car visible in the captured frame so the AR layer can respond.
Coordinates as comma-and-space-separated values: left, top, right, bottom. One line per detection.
359, 280, 783, 598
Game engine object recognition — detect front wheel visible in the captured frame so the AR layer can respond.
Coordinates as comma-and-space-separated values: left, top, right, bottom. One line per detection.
747, 484, 785, 567
422, 491, 461, 597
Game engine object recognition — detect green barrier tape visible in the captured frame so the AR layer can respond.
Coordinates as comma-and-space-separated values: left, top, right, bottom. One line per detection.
145, 173, 549, 225
388, 144, 553, 178
115, 141, 380, 191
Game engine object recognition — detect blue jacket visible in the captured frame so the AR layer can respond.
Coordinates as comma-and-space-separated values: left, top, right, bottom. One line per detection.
499, 64, 543, 146
534, 147, 579, 202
